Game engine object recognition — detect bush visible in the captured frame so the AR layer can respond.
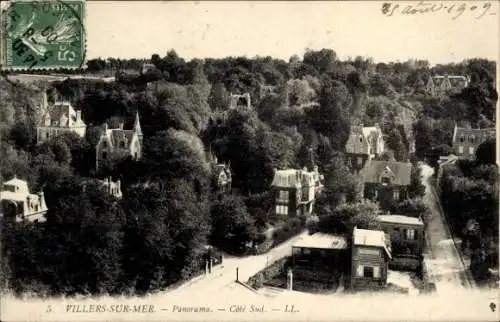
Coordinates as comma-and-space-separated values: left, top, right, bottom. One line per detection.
272, 217, 305, 246
246, 257, 291, 289
248, 272, 265, 289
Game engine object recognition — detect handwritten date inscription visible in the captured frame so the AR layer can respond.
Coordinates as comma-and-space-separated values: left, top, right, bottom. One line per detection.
381, 1, 495, 20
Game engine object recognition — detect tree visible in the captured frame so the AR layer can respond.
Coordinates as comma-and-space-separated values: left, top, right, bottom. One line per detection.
475, 138, 496, 165
208, 83, 230, 111
303, 49, 337, 74
306, 78, 351, 151
317, 200, 382, 234
210, 195, 258, 254
121, 179, 210, 292
143, 129, 211, 187
408, 161, 425, 199
286, 78, 316, 106
384, 126, 408, 162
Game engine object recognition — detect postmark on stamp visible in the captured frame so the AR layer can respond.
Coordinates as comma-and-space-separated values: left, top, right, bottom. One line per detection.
1, 0, 86, 70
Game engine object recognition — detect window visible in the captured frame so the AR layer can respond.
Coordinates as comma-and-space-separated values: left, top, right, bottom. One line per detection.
458, 146, 464, 154
381, 177, 391, 185
120, 141, 126, 148
102, 141, 107, 148
135, 152, 138, 160
373, 189, 378, 199
393, 189, 400, 200
358, 248, 380, 256
469, 147, 474, 155
469, 135, 475, 143
359, 135, 363, 143
102, 152, 107, 159
460, 136, 464, 143
357, 265, 380, 278
303, 249, 311, 255
406, 229, 415, 240
357, 157, 363, 166
363, 266, 374, 278
279, 191, 289, 201
276, 205, 289, 215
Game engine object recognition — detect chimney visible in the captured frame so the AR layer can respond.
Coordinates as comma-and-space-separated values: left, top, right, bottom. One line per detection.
119, 122, 124, 130
38, 191, 47, 210
313, 165, 319, 173
104, 123, 108, 131
76, 110, 82, 121
117, 179, 121, 192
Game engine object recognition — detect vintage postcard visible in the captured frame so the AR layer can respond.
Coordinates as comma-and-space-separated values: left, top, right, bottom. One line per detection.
0, 1, 498, 321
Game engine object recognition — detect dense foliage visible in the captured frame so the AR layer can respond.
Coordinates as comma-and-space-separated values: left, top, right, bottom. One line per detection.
0, 50, 496, 295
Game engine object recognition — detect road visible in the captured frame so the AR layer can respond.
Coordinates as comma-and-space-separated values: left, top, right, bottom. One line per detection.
420, 163, 474, 292
165, 231, 308, 300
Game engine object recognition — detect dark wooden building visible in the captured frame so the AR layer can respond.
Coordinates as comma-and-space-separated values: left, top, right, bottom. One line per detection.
350, 227, 392, 291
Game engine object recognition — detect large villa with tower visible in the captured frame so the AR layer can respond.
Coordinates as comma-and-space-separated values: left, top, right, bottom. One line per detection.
36, 92, 87, 144
95, 111, 143, 170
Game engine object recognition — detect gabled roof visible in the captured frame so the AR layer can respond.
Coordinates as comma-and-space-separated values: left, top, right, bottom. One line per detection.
345, 123, 383, 155
42, 102, 85, 127
452, 125, 495, 144
362, 160, 412, 186
3, 177, 29, 192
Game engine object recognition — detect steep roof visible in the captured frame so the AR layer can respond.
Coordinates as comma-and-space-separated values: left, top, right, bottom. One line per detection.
362, 160, 412, 186
43, 102, 85, 127
345, 123, 383, 154
452, 126, 496, 145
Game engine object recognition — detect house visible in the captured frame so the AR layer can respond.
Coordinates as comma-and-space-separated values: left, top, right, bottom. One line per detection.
0, 176, 48, 222
451, 124, 495, 159
207, 151, 232, 194
95, 111, 143, 170
99, 177, 123, 199
377, 214, 425, 270
81, 177, 123, 199
141, 62, 156, 75
259, 84, 277, 99
207, 149, 232, 193
426, 75, 470, 97
350, 227, 392, 291
270, 166, 324, 217
436, 154, 459, 186
291, 233, 349, 290
292, 233, 349, 268
229, 93, 251, 109
345, 123, 385, 173
36, 92, 86, 144
361, 160, 412, 210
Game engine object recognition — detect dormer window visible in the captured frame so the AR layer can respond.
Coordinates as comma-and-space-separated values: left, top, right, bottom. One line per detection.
460, 136, 465, 143
102, 141, 107, 148
381, 177, 391, 185
469, 135, 475, 143
120, 141, 126, 148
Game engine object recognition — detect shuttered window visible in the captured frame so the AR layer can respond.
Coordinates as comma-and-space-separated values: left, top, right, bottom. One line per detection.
357, 264, 363, 277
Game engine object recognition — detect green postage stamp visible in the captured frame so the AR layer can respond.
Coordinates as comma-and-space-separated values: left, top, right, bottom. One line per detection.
1, 0, 86, 70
